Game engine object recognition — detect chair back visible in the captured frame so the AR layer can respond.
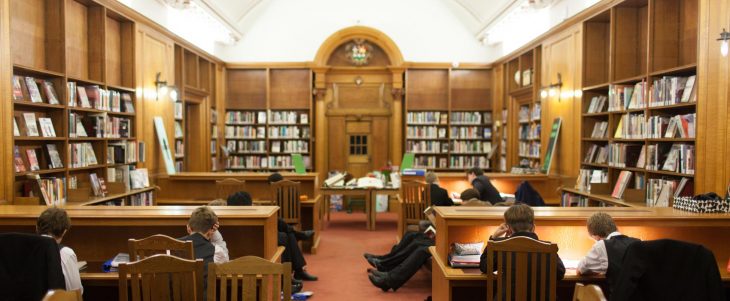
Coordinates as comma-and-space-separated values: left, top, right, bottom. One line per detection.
128, 234, 195, 260
216, 178, 247, 200
118, 254, 204, 301
42, 290, 82, 301
270, 180, 301, 226
485, 236, 559, 301
401, 180, 431, 225
208, 256, 292, 301
572, 283, 606, 301
0, 233, 65, 301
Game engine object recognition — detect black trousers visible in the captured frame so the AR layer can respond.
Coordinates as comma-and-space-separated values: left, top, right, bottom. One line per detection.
278, 231, 306, 272
379, 232, 433, 271
386, 245, 433, 289
278, 218, 309, 241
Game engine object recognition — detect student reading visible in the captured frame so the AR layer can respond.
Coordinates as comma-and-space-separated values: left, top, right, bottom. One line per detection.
466, 167, 504, 205
36, 207, 83, 295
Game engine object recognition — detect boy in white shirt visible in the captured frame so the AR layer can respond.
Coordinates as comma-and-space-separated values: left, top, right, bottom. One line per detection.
208, 199, 230, 263
577, 212, 639, 295
36, 207, 83, 295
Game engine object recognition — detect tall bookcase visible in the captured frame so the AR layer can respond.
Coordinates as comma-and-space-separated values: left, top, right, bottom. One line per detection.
502, 47, 542, 171
224, 68, 313, 172
9, 0, 154, 205
565, 0, 698, 207
404, 68, 494, 171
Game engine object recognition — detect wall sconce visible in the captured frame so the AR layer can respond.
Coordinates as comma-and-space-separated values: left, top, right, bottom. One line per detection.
154, 72, 175, 101
541, 73, 563, 101
719, 28, 730, 57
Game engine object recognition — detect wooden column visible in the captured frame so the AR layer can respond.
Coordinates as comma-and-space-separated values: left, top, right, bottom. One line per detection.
313, 68, 328, 182
389, 67, 405, 166
0, 0, 11, 203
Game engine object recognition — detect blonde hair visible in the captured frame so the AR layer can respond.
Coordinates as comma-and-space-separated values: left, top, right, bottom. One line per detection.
425, 172, 438, 184
586, 212, 617, 238
188, 206, 218, 233
504, 204, 534, 232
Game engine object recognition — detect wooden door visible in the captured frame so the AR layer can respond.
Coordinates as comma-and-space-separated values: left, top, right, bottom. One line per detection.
346, 120, 372, 178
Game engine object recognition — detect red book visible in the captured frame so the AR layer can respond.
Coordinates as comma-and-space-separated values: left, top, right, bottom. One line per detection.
13, 146, 26, 173
11, 75, 25, 101
26, 149, 40, 171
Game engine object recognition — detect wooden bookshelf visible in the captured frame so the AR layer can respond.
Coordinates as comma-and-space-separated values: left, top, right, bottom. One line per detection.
574, 0, 698, 207
404, 68, 494, 171
224, 68, 313, 172
8, 0, 152, 205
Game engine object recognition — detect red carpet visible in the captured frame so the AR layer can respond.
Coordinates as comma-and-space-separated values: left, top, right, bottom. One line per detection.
301, 211, 431, 300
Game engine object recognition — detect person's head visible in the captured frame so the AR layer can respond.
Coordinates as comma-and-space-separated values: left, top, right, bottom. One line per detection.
586, 212, 618, 240
460, 188, 480, 201
36, 207, 71, 243
227, 191, 253, 206
208, 199, 227, 206
466, 167, 483, 182
503, 204, 534, 234
425, 172, 438, 185
268, 173, 283, 184
187, 206, 218, 239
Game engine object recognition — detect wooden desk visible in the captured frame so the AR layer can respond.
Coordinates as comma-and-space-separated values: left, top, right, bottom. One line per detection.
431, 206, 730, 300
320, 187, 399, 231
402, 172, 568, 205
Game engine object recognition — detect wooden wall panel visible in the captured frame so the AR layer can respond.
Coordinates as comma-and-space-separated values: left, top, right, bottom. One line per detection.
405, 69, 449, 110
541, 24, 583, 179
226, 69, 267, 109
65, 0, 89, 79
1, 0, 11, 202
696, 0, 730, 194
10, 0, 46, 69
105, 15, 122, 86
327, 116, 346, 171
136, 24, 176, 182
270, 69, 310, 109
450, 69, 492, 110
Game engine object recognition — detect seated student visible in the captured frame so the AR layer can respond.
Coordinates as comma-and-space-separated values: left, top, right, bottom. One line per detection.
425, 172, 453, 206
180, 206, 229, 266
207, 199, 231, 263
479, 204, 565, 281
227, 191, 317, 282
466, 167, 504, 205
577, 212, 639, 295
36, 207, 83, 295
267, 172, 316, 241
459, 188, 491, 207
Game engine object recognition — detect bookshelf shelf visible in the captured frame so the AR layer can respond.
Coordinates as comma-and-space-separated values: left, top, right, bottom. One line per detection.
68, 165, 107, 172
646, 138, 695, 142
14, 168, 67, 177
12, 64, 66, 78
647, 170, 695, 178
582, 83, 611, 92
647, 103, 696, 110
562, 188, 643, 208
66, 76, 106, 87
66, 187, 156, 206
650, 63, 698, 77
612, 75, 647, 85
582, 163, 610, 168
12, 102, 66, 110
14, 137, 66, 141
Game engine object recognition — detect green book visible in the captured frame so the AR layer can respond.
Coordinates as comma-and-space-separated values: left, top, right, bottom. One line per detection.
400, 153, 415, 171
291, 154, 306, 174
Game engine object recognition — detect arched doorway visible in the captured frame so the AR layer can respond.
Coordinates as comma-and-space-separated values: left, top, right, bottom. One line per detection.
313, 26, 405, 178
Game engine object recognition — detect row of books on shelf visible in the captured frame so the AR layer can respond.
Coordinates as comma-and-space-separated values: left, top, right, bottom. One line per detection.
107, 142, 138, 164
517, 104, 541, 122
614, 113, 645, 139
129, 191, 154, 206
174, 102, 183, 120
175, 122, 184, 139
450, 112, 492, 124
650, 75, 696, 107
452, 141, 493, 154
271, 141, 309, 153
562, 194, 611, 207
575, 169, 609, 192
405, 141, 495, 154
450, 156, 490, 169
451, 127, 492, 139
225, 126, 265, 139
406, 141, 444, 153
12, 76, 61, 105
67, 82, 135, 112
583, 144, 608, 164
518, 124, 540, 140
14, 145, 63, 172
518, 141, 540, 158
24, 175, 66, 206
69, 113, 131, 138
646, 178, 692, 207
586, 95, 608, 114
647, 113, 696, 139
609, 82, 647, 111
406, 111, 447, 124
226, 141, 266, 153
518, 159, 541, 169
69, 143, 98, 168
226, 155, 311, 169
590, 121, 609, 138
604, 144, 695, 174
210, 140, 217, 154
269, 126, 310, 139
407, 126, 445, 139
589, 76, 696, 113
224, 111, 309, 125
13, 113, 56, 137
175, 140, 184, 157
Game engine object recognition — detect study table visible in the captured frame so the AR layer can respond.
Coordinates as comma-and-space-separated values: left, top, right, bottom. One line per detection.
320, 186, 400, 230
430, 206, 730, 301
0, 205, 279, 299
402, 172, 568, 205
154, 172, 322, 253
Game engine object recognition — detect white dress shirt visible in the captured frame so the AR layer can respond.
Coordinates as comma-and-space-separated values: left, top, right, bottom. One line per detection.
577, 231, 622, 275
60, 246, 83, 294
210, 231, 229, 263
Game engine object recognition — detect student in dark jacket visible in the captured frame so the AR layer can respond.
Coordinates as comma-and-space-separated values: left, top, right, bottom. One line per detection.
479, 204, 565, 280
514, 181, 545, 206
0, 232, 65, 301
425, 172, 453, 206
179, 206, 223, 299
467, 167, 504, 205
577, 212, 639, 296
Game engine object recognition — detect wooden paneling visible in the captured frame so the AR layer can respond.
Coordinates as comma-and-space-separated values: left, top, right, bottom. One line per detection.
269, 69, 311, 109
450, 69, 492, 111
184, 49, 198, 87
541, 24, 583, 179
11, 0, 47, 69
611, 2, 648, 81
65, 0, 90, 79
651, 0, 699, 72
371, 117, 390, 168
226, 69, 267, 109
136, 24, 176, 181
406, 69, 449, 110
327, 116, 346, 171
1, 0, 11, 202
105, 15, 122, 86
582, 12, 611, 87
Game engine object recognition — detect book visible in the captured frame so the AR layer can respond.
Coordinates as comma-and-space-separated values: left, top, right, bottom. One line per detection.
611, 171, 632, 199
85, 85, 101, 109
680, 75, 696, 103
22, 113, 39, 136
26, 149, 40, 171
13, 146, 26, 173
300, 113, 308, 124
46, 144, 63, 169
67, 82, 77, 107
12, 75, 25, 101
25, 77, 43, 103
130, 168, 150, 189
89, 173, 103, 197
13, 117, 20, 136
42, 81, 60, 105
122, 93, 135, 113
77, 86, 91, 108
38, 118, 56, 137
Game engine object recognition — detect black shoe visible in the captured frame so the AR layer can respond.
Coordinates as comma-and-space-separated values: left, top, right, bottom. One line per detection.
363, 253, 379, 260
369, 270, 387, 278
292, 282, 303, 294
292, 278, 302, 285
367, 257, 381, 269
294, 270, 318, 281
295, 230, 315, 241
368, 272, 391, 292
367, 267, 376, 273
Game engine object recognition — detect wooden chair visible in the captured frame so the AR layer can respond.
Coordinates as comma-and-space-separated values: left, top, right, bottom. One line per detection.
42, 290, 82, 301
128, 234, 195, 261
208, 256, 292, 301
485, 236, 560, 301
399, 180, 431, 237
572, 283, 607, 301
270, 180, 301, 228
118, 254, 204, 301
216, 178, 247, 200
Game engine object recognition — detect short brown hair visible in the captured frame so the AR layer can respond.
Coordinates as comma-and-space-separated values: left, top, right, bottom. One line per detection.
586, 212, 617, 238
460, 188, 480, 201
208, 199, 227, 206
188, 206, 218, 233
504, 204, 534, 232
425, 172, 438, 184
37, 207, 71, 238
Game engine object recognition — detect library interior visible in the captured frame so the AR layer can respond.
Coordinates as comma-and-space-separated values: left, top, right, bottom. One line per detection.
1, 0, 730, 300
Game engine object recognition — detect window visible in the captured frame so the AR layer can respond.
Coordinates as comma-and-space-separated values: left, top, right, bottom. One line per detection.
349, 135, 368, 155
